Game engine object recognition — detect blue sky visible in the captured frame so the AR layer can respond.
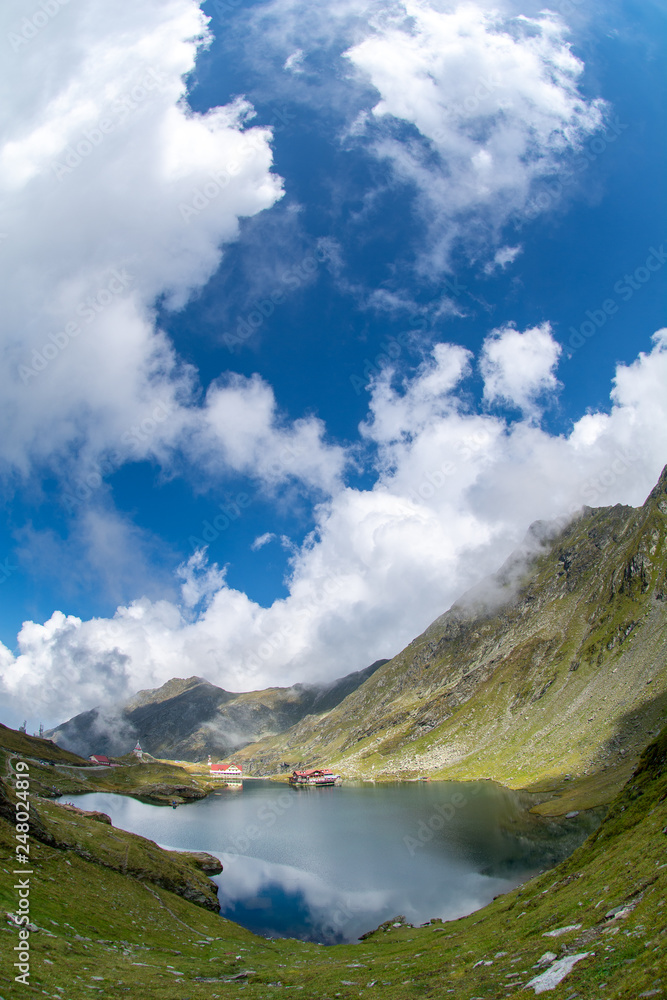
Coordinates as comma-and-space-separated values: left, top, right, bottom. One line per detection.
0, 0, 665, 727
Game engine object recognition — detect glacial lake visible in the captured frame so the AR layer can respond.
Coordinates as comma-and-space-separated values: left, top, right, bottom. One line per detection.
66, 781, 598, 944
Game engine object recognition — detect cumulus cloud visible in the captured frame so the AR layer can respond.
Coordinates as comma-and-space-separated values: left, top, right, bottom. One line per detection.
3, 329, 666, 726
0, 0, 357, 602
198, 373, 346, 494
480, 322, 562, 417
0, 0, 284, 479
344, 1, 606, 270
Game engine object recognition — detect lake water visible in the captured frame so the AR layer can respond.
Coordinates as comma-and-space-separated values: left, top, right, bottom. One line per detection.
66, 780, 596, 944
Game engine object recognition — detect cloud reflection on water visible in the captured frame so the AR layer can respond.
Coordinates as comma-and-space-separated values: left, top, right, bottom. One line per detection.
213, 852, 514, 943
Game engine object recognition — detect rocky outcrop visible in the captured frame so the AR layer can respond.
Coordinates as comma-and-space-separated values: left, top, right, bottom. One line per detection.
58, 803, 112, 824
179, 851, 223, 875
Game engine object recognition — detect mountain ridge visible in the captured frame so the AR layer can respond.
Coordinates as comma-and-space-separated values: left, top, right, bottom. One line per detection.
230, 466, 667, 803
46, 660, 388, 760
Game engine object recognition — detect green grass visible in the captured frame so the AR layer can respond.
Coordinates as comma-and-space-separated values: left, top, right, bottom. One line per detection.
0, 738, 215, 804
1, 727, 666, 999
0, 724, 89, 765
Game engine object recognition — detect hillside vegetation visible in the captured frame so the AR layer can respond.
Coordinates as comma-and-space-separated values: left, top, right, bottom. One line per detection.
1, 724, 665, 998
0, 727, 214, 804
232, 468, 667, 815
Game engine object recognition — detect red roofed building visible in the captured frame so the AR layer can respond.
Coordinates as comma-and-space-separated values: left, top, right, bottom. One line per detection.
89, 754, 111, 766
289, 768, 341, 787
209, 761, 242, 777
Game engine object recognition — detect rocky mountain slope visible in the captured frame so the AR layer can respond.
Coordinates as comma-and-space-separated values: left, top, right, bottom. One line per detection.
46, 661, 387, 761
232, 467, 667, 800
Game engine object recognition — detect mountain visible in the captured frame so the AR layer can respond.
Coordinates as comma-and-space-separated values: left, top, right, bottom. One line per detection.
231, 466, 667, 802
45, 660, 388, 760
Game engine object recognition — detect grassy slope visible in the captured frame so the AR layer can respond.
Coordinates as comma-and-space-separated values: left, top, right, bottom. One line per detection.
232, 480, 667, 815
0, 776, 220, 913
1, 726, 666, 999
0, 724, 89, 765
0, 727, 215, 804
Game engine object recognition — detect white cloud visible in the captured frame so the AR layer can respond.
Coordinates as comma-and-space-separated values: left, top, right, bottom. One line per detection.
480, 322, 562, 416
284, 49, 305, 73
252, 532, 277, 551
0, 0, 284, 478
361, 342, 473, 445
216, 0, 605, 278
485, 244, 522, 273
178, 550, 227, 610
198, 373, 346, 494
3, 329, 666, 726
344, 1, 606, 270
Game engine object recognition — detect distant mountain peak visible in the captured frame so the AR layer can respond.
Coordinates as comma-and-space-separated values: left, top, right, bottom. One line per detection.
47, 661, 385, 761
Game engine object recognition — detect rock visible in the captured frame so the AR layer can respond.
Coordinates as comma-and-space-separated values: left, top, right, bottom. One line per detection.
60, 804, 112, 825
542, 923, 582, 937
604, 904, 635, 920
6, 912, 39, 932
178, 851, 223, 875
534, 952, 557, 967
525, 953, 591, 993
